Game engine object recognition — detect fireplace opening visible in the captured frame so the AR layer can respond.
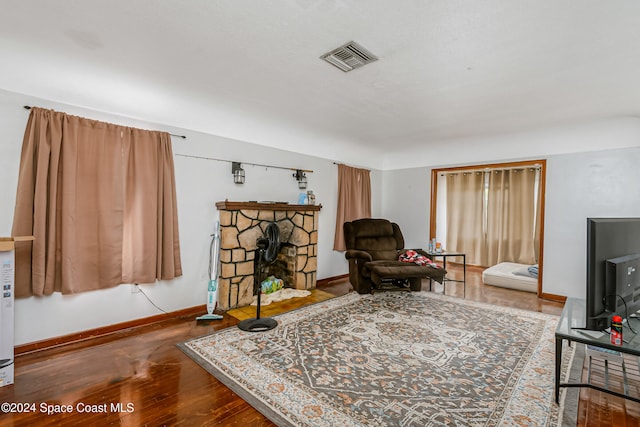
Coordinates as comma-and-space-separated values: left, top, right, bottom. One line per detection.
260, 243, 296, 289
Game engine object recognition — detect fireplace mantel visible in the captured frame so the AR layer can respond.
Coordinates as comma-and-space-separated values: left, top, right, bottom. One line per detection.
215, 200, 322, 212
215, 200, 321, 310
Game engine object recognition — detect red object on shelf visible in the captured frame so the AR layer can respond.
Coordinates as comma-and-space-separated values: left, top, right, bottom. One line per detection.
611, 315, 623, 346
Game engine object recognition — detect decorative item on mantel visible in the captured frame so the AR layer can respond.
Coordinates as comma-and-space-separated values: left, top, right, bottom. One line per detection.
215, 200, 322, 310
297, 190, 316, 205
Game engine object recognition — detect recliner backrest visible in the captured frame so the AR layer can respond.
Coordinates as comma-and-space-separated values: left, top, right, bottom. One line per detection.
344, 218, 405, 260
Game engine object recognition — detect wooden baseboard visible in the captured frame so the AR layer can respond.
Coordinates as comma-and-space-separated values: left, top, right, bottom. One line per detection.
540, 292, 567, 303
316, 274, 349, 286
15, 304, 207, 356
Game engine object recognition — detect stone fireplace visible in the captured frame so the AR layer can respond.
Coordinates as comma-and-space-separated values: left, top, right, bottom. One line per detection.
216, 201, 322, 310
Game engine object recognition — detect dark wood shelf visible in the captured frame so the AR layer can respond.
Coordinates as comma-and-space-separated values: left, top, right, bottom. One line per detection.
216, 200, 322, 211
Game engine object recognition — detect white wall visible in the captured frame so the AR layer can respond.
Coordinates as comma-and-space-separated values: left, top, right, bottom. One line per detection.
380, 167, 431, 249
0, 89, 378, 345
543, 147, 640, 297
381, 118, 640, 300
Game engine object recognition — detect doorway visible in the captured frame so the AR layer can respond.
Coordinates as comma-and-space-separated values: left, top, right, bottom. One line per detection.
429, 159, 547, 297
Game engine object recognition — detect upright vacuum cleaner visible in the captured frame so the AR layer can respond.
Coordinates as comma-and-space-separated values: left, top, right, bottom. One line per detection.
196, 221, 223, 321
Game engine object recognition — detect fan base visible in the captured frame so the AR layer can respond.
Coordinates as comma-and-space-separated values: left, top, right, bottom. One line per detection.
237, 317, 278, 332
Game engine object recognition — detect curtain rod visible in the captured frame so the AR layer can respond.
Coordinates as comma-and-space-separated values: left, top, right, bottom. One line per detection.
176, 153, 313, 173
22, 105, 187, 139
333, 161, 371, 171
440, 165, 542, 176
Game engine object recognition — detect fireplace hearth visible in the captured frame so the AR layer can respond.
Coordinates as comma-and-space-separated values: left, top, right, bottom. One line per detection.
216, 201, 322, 310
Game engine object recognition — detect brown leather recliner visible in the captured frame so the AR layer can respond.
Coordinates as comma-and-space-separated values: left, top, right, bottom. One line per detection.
344, 218, 446, 294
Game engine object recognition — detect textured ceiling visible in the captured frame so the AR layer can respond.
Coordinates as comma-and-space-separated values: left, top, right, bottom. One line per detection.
1, 1, 639, 169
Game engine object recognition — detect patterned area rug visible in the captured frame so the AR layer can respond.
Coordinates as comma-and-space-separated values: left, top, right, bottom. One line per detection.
179, 291, 575, 426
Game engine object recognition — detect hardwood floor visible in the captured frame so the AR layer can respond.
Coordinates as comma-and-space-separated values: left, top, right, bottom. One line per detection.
0, 266, 637, 426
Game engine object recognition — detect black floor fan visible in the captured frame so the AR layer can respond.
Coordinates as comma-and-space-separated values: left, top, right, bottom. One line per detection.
238, 222, 280, 332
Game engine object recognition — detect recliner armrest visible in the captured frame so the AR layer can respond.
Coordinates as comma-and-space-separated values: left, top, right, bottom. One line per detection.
345, 250, 373, 262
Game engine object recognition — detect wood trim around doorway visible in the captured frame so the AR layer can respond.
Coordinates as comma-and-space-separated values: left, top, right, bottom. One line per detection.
429, 159, 547, 297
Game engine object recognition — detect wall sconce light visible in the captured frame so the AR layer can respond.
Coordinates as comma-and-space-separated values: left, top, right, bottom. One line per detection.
232, 162, 245, 184
293, 169, 307, 189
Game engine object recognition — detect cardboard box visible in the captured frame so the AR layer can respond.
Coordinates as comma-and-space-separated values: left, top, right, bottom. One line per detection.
0, 236, 33, 387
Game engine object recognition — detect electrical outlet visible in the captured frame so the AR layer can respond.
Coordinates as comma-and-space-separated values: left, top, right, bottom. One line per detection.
131, 284, 141, 294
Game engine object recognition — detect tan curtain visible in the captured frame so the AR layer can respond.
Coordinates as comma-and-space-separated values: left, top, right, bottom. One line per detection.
11, 108, 182, 297
445, 171, 485, 265
333, 164, 371, 251
485, 168, 537, 266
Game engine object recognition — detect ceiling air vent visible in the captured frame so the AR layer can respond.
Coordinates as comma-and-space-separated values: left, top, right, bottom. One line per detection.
320, 41, 378, 72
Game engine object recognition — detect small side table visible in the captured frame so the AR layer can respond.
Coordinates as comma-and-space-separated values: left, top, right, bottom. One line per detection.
425, 251, 466, 298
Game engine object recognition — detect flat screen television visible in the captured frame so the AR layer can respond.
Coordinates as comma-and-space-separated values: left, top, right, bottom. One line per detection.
585, 217, 640, 331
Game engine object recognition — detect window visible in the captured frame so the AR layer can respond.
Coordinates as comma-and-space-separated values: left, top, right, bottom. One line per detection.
11, 108, 182, 297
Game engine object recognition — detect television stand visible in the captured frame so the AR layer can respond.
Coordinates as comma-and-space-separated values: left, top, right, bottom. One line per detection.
555, 297, 640, 403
